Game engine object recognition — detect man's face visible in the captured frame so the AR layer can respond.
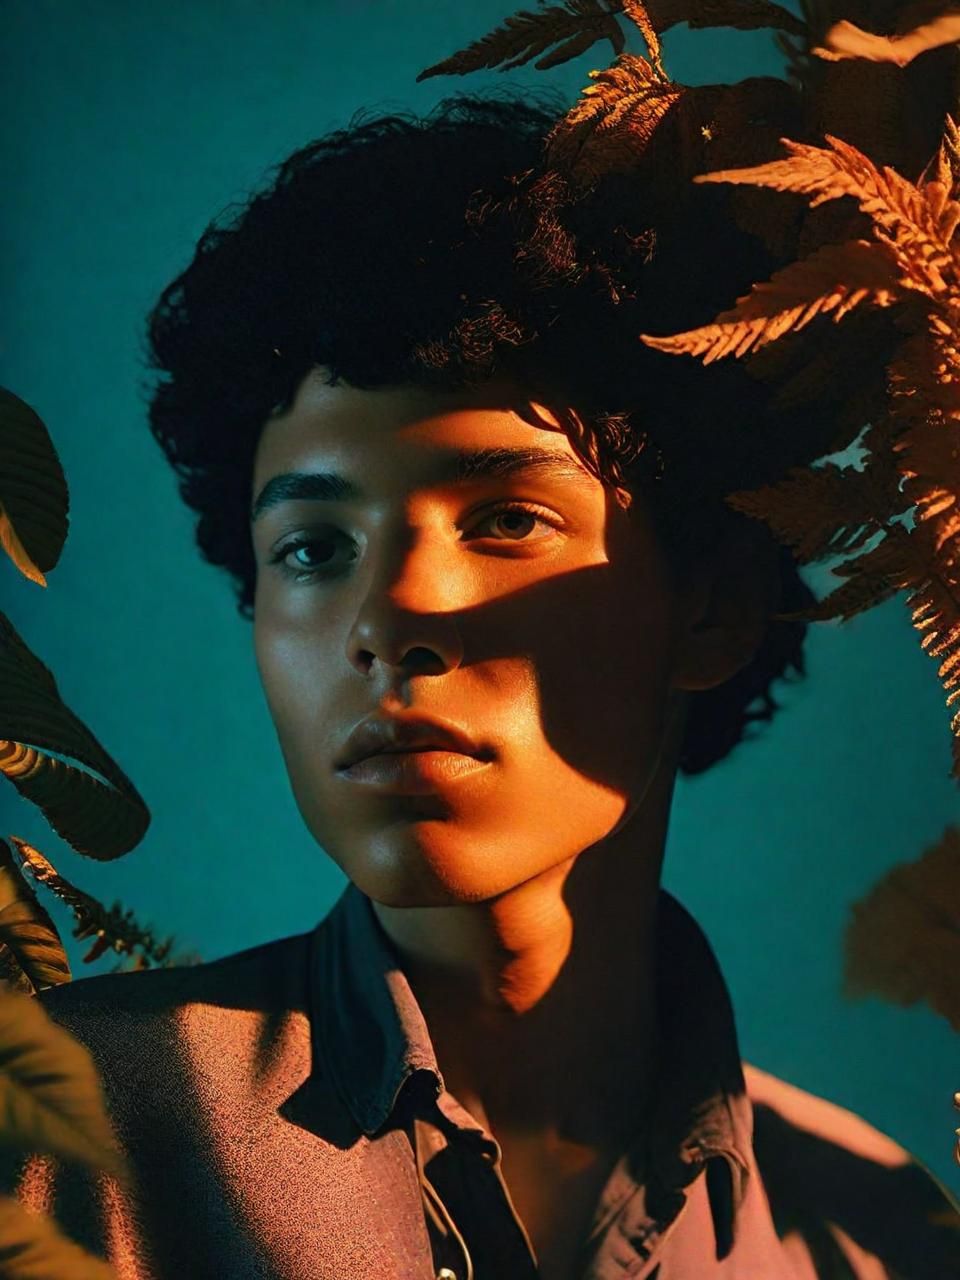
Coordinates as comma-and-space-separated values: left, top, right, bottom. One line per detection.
251, 369, 687, 907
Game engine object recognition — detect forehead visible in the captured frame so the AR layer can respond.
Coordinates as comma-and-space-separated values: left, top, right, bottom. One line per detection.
252, 371, 599, 499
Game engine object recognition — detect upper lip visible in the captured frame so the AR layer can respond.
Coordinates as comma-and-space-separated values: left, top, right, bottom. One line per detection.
336, 714, 493, 770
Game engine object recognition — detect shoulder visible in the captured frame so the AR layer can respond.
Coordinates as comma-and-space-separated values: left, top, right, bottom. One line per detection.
743, 1061, 920, 1167
34, 929, 314, 1070
742, 1060, 960, 1278
2, 930, 322, 1235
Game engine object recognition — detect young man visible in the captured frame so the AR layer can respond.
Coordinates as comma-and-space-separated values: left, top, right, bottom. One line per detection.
6, 95, 960, 1279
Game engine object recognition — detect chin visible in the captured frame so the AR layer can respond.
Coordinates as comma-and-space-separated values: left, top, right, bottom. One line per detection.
339, 823, 528, 909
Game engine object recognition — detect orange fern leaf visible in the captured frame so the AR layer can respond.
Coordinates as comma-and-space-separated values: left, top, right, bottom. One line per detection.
912, 593, 960, 684
622, 0, 665, 77
797, 515, 960, 779
905, 516, 960, 675
726, 458, 908, 564
739, 307, 893, 438
639, 237, 902, 363
695, 134, 960, 287
884, 322, 960, 533
919, 114, 960, 195
918, 180, 960, 246
916, 116, 960, 229
843, 824, 960, 1030
652, 0, 804, 35
887, 326, 960, 439
812, 12, 960, 68
415, 0, 625, 80
895, 416, 960, 520
545, 52, 682, 186
768, 478, 960, 775
789, 522, 926, 622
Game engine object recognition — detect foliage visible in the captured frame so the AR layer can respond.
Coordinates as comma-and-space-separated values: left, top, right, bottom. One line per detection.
416, 0, 629, 79
418, 0, 960, 780
0, 385, 197, 989
0, 839, 71, 996
2, 837, 198, 976
844, 824, 960, 1030
0, 380, 198, 1267
0, 990, 130, 1276
640, 129, 960, 777
416, 0, 803, 83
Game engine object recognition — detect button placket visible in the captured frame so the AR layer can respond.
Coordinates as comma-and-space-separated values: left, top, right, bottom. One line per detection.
415, 1115, 475, 1280
417, 1104, 542, 1278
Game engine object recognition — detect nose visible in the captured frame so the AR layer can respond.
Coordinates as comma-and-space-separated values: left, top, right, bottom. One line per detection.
345, 525, 465, 678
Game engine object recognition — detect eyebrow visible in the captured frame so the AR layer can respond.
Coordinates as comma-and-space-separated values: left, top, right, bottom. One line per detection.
250, 446, 595, 523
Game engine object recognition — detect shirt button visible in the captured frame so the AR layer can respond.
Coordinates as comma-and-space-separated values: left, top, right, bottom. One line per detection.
436, 1271, 457, 1280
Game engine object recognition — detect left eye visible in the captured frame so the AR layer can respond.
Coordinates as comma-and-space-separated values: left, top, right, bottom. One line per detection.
471, 503, 558, 541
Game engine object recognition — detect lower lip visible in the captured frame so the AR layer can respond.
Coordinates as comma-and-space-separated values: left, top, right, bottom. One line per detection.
336, 750, 492, 793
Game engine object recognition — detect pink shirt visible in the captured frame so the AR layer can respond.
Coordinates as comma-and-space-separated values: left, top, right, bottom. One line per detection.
5, 883, 959, 1277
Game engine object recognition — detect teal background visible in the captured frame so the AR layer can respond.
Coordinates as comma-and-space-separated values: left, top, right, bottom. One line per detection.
3, 1, 959, 1193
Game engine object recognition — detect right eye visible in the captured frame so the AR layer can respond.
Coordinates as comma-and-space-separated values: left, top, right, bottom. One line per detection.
269, 531, 358, 582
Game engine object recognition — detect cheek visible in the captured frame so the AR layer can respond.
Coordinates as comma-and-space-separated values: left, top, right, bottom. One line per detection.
254, 612, 301, 729
520, 564, 675, 798
253, 611, 338, 795
253, 608, 406, 887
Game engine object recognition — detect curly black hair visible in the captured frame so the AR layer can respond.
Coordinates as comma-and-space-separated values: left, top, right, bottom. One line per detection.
144, 89, 855, 776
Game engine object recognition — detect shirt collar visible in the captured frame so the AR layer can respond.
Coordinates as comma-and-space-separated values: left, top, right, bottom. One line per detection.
313, 882, 440, 1134
311, 880, 753, 1250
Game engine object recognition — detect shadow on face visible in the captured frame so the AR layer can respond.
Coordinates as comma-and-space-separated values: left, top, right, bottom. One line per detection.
249, 369, 760, 907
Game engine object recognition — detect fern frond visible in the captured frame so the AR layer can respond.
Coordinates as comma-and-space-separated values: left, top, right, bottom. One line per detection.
812, 13, 960, 68
907, 513, 960, 650
895, 416, 960, 521
785, 511, 960, 776
415, 0, 625, 80
887, 326, 960, 440
622, 0, 665, 77
843, 824, 960, 1030
915, 117, 960, 238
902, 519, 960, 776
726, 457, 908, 564
8, 837, 187, 969
885, 320, 960, 529
0, 836, 71, 995
743, 436, 960, 774
7, 839, 109, 943
416, 0, 805, 83
788, 522, 925, 622
639, 237, 902, 363
545, 52, 682, 186
653, 0, 804, 36
695, 134, 960, 292
912, 587, 960, 673
920, 114, 960, 196
733, 306, 891, 446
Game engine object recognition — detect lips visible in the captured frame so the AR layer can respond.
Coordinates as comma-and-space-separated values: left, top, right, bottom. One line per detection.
335, 714, 493, 771
338, 749, 492, 793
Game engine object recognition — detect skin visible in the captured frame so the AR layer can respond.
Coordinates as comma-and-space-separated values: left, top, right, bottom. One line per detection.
250, 366, 772, 1276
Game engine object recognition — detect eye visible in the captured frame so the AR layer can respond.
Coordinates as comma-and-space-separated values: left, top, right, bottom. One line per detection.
268, 529, 358, 582
469, 502, 561, 543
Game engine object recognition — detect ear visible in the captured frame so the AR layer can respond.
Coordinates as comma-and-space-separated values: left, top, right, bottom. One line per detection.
669, 524, 781, 694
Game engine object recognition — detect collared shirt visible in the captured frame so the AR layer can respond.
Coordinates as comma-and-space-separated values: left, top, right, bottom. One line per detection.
3, 881, 959, 1278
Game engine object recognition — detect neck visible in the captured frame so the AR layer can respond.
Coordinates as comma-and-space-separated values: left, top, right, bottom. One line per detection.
371, 760, 677, 1150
